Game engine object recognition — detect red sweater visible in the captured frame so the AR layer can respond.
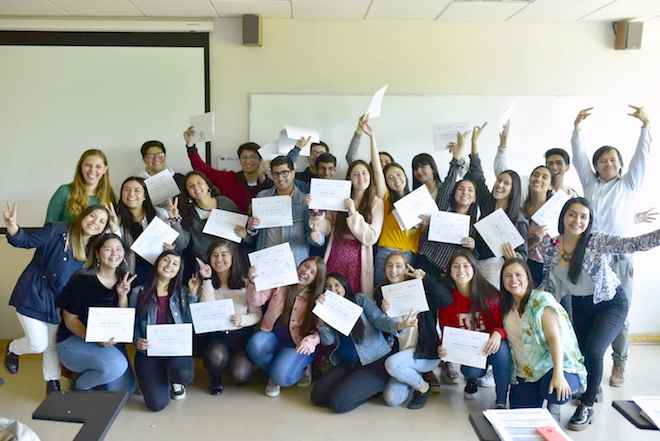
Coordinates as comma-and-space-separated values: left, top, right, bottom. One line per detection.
437, 288, 507, 340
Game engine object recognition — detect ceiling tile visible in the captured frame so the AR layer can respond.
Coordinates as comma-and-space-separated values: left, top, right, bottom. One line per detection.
49, 0, 142, 16
510, 0, 616, 22
437, 1, 529, 22
582, 0, 660, 21
367, 0, 452, 20
130, 0, 218, 17
0, 0, 67, 16
292, 0, 371, 19
213, 1, 291, 18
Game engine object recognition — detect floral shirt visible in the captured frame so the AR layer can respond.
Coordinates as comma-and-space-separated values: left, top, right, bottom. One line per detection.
503, 290, 586, 391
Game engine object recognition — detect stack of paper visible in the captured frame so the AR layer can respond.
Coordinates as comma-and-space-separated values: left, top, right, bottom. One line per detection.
277, 126, 320, 156
483, 409, 572, 441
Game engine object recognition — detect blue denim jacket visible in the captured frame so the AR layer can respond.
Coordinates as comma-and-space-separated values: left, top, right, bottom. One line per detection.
318, 293, 398, 366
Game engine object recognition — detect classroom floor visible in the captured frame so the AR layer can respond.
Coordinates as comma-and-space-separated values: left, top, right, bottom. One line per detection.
1, 345, 658, 441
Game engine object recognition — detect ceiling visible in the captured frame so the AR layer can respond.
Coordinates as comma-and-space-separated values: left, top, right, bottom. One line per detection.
0, 0, 659, 22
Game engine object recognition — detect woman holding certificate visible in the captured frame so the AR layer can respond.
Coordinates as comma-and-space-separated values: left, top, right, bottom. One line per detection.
56, 234, 136, 392
436, 250, 511, 408
539, 197, 660, 430
522, 166, 554, 287
4, 204, 109, 394
194, 240, 262, 396
130, 250, 195, 411
246, 257, 326, 398
312, 273, 415, 413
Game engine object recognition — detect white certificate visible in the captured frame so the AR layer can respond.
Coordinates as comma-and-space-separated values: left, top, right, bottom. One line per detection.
633, 396, 660, 429
147, 324, 193, 357
309, 178, 352, 212
144, 169, 180, 206
190, 112, 216, 143
278, 126, 320, 156
248, 243, 299, 291
202, 209, 248, 243
130, 217, 180, 264
381, 278, 429, 317
441, 326, 489, 369
366, 84, 388, 119
190, 299, 236, 334
428, 212, 471, 245
85, 307, 135, 343
432, 122, 471, 151
483, 408, 569, 441
531, 190, 572, 238
474, 209, 524, 258
312, 290, 363, 336
252, 195, 293, 229
392, 185, 440, 230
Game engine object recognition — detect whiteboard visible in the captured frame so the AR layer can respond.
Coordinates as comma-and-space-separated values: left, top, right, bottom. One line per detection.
0, 45, 206, 227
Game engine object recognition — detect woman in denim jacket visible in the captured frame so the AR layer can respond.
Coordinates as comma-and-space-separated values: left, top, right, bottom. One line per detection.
129, 250, 196, 411
540, 197, 660, 430
311, 273, 416, 413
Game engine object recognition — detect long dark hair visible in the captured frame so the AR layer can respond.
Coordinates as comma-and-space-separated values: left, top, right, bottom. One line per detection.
447, 249, 500, 329
494, 170, 522, 222
280, 257, 326, 338
181, 171, 221, 228
335, 160, 375, 237
383, 162, 410, 207
326, 273, 366, 344
85, 233, 129, 279
138, 250, 185, 315
374, 251, 410, 309
116, 177, 157, 239
500, 258, 534, 316
411, 153, 441, 190
558, 197, 594, 284
207, 239, 247, 290
523, 166, 553, 218
449, 178, 479, 226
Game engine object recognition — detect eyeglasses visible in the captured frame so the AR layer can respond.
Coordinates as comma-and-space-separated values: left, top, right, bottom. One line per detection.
272, 170, 292, 179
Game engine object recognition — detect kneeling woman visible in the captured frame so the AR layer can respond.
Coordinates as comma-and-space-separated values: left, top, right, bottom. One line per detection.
311, 273, 416, 413
437, 250, 511, 408
130, 250, 195, 411
500, 259, 586, 416
56, 234, 136, 391
246, 257, 326, 397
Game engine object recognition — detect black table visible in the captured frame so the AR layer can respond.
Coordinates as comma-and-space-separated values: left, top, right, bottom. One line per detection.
33, 391, 129, 441
612, 400, 658, 431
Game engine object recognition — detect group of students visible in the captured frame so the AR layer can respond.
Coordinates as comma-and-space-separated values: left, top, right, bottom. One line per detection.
3, 106, 657, 432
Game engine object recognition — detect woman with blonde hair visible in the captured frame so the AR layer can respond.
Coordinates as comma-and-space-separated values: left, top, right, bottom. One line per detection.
46, 149, 116, 224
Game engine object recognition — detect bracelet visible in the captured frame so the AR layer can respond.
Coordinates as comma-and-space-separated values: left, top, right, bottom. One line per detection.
202, 277, 212, 281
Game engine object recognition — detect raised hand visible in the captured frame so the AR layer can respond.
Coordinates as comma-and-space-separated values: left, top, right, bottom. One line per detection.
296, 136, 312, 149
195, 257, 212, 279
634, 208, 658, 224
628, 104, 650, 127
105, 203, 119, 233
356, 114, 369, 135
574, 107, 593, 128
183, 126, 196, 146
188, 273, 200, 295
116, 273, 137, 298
405, 264, 425, 280
471, 122, 488, 146
3, 202, 18, 235
362, 121, 375, 139
499, 120, 510, 147
167, 197, 180, 220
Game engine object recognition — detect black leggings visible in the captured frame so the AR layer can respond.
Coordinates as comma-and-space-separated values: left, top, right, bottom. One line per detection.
202, 327, 254, 384
134, 352, 194, 412
311, 357, 389, 414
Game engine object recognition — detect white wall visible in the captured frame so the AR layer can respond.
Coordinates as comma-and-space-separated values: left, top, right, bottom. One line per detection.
2, 18, 660, 338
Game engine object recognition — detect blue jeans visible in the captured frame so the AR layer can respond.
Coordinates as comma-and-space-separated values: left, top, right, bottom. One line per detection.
461, 341, 512, 405
135, 352, 194, 412
383, 349, 439, 407
509, 369, 581, 408
374, 247, 414, 288
57, 335, 135, 392
246, 330, 314, 387
611, 255, 633, 367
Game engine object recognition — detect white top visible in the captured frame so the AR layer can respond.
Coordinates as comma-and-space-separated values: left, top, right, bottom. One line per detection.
503, 310, 526, 379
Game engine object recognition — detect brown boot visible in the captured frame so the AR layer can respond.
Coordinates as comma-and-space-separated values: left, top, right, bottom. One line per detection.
609, 365, 625, 387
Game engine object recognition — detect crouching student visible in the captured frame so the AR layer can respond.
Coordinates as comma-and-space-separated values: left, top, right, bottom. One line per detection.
437, 250, 511, 408
246, 257, 326, 397
130, 250, 195, 411
311, 273, 416, 413
56, 234, 136, 392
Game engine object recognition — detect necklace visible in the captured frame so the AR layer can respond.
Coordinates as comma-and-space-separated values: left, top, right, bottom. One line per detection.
560, 241, 574, 261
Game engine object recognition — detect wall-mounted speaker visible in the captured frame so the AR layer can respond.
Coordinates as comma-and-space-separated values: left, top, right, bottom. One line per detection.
613, 21, 643, 50
243, 14, 262, 47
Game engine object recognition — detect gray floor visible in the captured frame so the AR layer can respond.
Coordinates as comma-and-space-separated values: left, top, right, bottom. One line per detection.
1, 345, 659, 441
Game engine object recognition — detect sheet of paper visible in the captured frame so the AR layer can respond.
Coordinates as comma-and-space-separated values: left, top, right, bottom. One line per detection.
432, 122, 472, 151
441, 326, 489, 369
278, 126, 320, 156
483, 408, 571, 441
259, 141, 280, 161
190, 299, 236, 334
392, 185, 440, 230
312, 290, 363, 336
147, 323, 193, 357
202, 209, 248, 243
252, 195, 293, 229
531, 190, 572, 238
365, 84, 388, 119
309, 178, 352, 212
428, 211, 471, 245
130, 217, 180, 264
474, 208, 524, 258
189, 112, 216, 143
381, 278, 429, 317
248, 243, 299, 291
633, 396, 660, 429
144, 169, 181, 206
85, 307, 135, 343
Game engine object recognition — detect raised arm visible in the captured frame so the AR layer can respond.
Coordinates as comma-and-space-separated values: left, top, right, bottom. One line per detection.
183, 127, 236, 185
436, 131, 468, 211
346, 114, 366, 165
622, 105, 652, 191
464, 129, 492, 214
589, 229, 660, 255
362, 120, 386, 199
571, 108, 597, 189
5, 205, 59, 249
494, 120, 510, 175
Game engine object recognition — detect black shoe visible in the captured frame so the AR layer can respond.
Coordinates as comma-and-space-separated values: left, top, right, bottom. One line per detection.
464, 379, 479, 400
4, 344, 19, 374
209, 375, 224, 396
46, 380, 61, 394
407, 386, 431, 410
568, 404, 593, 431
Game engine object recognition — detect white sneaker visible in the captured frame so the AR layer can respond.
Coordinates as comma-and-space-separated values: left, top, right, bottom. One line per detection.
265, 379, 280, 397
478, 367, 495, 388
297, 366, 312, 387
170, 383, 186, 400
